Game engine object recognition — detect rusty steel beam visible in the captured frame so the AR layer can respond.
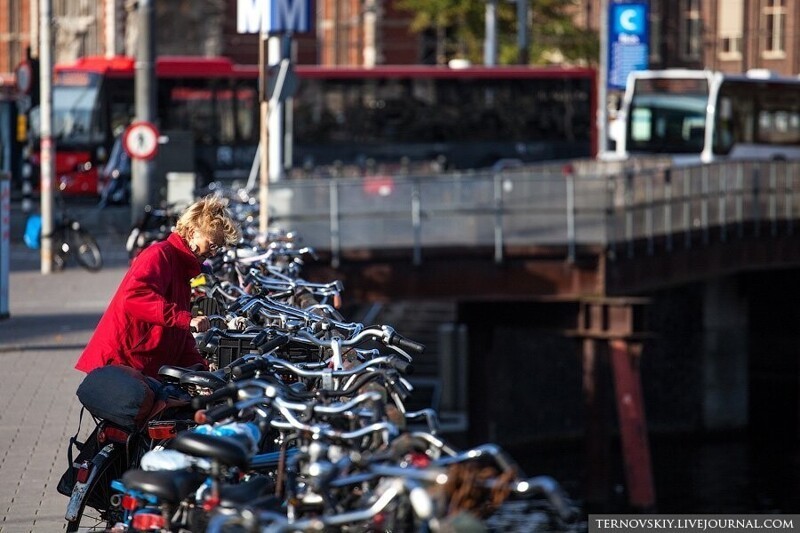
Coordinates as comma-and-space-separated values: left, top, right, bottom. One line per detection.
609, 339, 656, 511
305, 245, 605, 303
572, 298, 655, 511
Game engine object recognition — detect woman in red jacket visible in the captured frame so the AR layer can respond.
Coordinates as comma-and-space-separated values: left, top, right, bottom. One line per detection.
75, 196, 241, 379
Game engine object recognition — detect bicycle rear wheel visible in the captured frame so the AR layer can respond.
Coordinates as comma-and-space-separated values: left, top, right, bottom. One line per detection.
65, 444, 127, 532
70, 228, 103, 272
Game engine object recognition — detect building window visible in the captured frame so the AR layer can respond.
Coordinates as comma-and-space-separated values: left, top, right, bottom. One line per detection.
680, 0, 702, 60
763, 0, 786, 57
649, 0, 662, 63
718, 0, 743, 59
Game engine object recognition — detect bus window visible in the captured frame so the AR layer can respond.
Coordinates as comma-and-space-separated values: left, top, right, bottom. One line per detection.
217, 88, 236, 144
235, 87, 257, 143
631, 108, 652, 141
167, 86, 216, 144
626, 93, 707, 153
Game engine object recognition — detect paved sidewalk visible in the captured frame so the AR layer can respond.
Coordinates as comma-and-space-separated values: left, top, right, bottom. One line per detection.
1, 200, 133, 532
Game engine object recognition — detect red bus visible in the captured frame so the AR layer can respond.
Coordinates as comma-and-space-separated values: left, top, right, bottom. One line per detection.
26, 56, 595, 196
27, 55, 260, 196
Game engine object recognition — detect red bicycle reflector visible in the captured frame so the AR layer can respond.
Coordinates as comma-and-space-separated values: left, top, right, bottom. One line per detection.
148, 422, 177, 440
122, 494, 139, 511
202, 493, 220, 512
372, 511, 386, 528
131, 511, 165, 530
76, 461, 92, 484
409, 452, 430, 468
102, 426, 130, 444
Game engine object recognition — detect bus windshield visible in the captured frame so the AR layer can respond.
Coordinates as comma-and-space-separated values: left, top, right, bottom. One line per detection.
30, 72, 104, 145
625, 77, 709, 155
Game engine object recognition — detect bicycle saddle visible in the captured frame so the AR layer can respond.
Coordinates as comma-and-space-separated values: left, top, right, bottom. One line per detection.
158, 365, 190, 383
179, 370, 227, 390
169, 432, 249, 469
121, 469, 206, 504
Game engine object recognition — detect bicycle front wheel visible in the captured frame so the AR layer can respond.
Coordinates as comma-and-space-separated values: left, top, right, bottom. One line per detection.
69, 228, 103, 272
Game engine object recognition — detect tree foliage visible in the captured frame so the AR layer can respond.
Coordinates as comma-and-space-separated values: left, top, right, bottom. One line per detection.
397, 0, 598, 66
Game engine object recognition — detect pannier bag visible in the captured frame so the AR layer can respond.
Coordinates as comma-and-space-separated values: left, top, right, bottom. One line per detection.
56, 423, 100, 497
76, 365, 160, 429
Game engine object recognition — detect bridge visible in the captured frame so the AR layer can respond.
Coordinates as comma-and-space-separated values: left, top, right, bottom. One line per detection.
268, 159, 800, 511
271, 158, 800, 298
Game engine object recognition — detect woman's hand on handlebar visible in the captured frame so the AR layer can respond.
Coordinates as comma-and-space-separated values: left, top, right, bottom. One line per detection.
190, 315, 211, 333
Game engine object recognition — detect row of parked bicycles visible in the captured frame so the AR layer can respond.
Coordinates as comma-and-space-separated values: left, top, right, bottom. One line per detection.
58, 189, 582, 532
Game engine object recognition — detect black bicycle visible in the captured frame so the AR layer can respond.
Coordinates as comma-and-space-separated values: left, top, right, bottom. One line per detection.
44, 181, 103, 272
50, 212, 103, 272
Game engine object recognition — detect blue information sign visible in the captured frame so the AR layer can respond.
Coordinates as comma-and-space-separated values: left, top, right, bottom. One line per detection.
608, 1, 649, 90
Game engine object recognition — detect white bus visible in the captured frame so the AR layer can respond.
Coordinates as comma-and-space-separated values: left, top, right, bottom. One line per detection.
610, 69, 800, 163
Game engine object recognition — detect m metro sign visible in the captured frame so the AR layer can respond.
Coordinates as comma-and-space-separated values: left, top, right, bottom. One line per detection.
237, 0, 313, 34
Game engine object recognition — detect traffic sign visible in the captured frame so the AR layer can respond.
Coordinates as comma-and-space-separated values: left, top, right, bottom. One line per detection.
607, 1, 649, 90
123, 121, 160, 160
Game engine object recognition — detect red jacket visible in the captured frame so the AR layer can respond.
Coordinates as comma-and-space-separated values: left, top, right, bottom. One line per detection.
76, 232, 208, 378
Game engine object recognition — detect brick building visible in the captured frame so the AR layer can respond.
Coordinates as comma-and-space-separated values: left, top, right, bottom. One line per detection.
577, 0, 800, 75
0, 0, 420, 87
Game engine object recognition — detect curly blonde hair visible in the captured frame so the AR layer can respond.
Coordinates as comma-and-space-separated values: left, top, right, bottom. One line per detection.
175, 195, 241, 245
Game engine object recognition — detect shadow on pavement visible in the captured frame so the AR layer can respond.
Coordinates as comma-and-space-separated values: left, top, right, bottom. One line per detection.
0, 311, 103, 349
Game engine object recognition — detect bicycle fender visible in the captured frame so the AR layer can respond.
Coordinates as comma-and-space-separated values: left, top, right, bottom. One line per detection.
64, 443, 118, 522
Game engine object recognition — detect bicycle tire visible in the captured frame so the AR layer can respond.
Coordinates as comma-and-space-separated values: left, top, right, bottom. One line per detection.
65, 445, 126, 532
70, 228, 103, 272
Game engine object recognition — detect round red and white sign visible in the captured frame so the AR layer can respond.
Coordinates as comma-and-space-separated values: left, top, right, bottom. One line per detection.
123, 121, 160, 160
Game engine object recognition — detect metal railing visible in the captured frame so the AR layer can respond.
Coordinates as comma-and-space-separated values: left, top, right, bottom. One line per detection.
267, 160, 800, 266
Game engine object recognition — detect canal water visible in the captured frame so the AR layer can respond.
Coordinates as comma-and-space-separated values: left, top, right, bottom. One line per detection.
506, 430, 800, 515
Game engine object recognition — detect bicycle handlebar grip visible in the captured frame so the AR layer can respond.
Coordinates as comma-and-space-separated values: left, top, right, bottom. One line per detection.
254, 333, 291, 355
196, 328, 221, 355
191, 382, 238, 410
388, 332, 425, 354
390, 358, 414, 375
203, 403, 240, 424
231, 358, 271, 379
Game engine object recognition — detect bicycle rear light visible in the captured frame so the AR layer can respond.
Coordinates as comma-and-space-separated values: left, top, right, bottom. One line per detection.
147, 421, 177, 440
131, 510, 165, 531
121, 494, 139, 511
99, 426, 129, 444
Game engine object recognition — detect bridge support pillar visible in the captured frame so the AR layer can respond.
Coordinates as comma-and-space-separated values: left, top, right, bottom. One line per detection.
577, 298, 655, 511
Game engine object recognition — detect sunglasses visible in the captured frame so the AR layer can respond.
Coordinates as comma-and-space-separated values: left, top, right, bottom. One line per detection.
208, 241, 224, 254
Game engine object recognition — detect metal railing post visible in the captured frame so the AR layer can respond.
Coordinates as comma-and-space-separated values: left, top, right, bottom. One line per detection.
752, 164, 761, 238
565, 169, 576, 263
787, 162, 795, 236
769, 162, 778, 237
411, 179, 422, 266
736, 164, 744, 239
683, 168, 691, 250
645, 173, 653, 255
606, 174, 617, 259
664, 168, 672, 253
719, 163, 727, 243
625, 171, 634, 259
329, 179, 341, 268
494, 174, 505, 264
701, 165, 709, 246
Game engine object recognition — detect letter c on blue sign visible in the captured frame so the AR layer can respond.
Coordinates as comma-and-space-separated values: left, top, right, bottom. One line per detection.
613, 4, 645, 36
